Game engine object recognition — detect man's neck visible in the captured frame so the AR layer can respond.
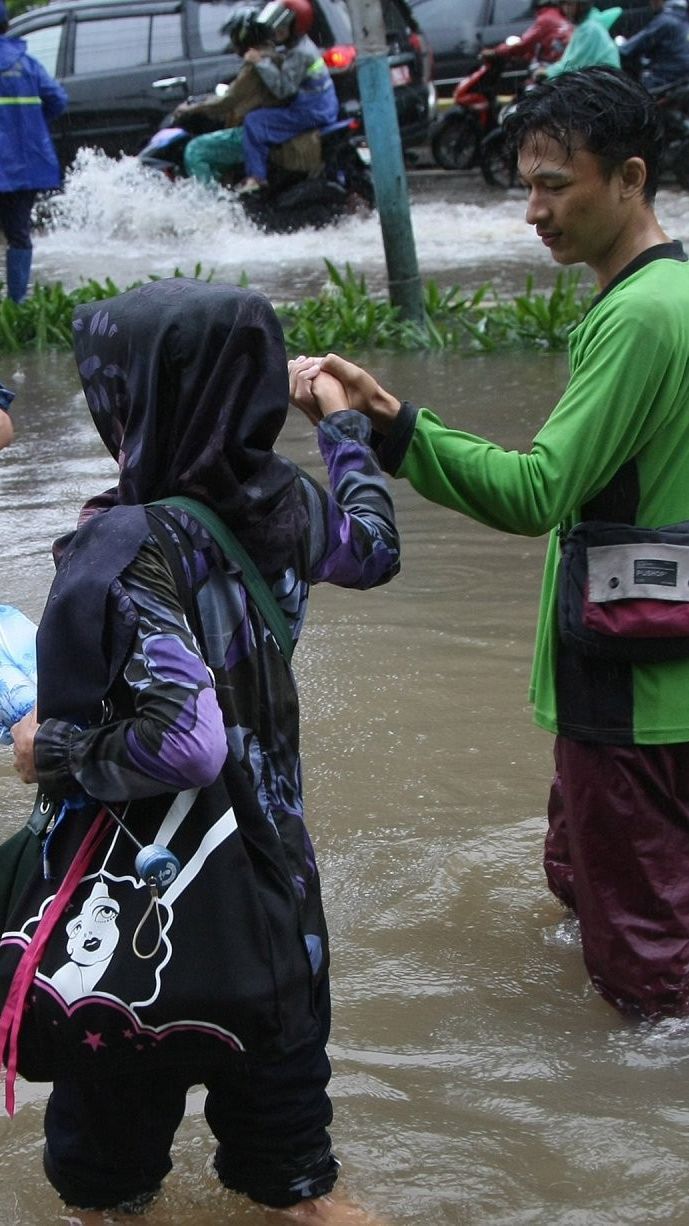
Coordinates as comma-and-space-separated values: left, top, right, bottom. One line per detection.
592, 210, 671, 290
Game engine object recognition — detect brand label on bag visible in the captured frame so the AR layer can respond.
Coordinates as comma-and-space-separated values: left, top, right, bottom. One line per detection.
634, 559, 677, 587
588, 543, 689, 602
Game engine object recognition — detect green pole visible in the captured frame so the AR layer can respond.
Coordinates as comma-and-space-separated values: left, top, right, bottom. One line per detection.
345, 0, 426, 329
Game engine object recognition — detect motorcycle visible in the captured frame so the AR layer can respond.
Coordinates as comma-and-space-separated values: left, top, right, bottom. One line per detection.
137, 94, 375, 233
478, 97, 521, 189
429, 56, 529, 171
647, 76, 689, 190
478, 71, 689, 191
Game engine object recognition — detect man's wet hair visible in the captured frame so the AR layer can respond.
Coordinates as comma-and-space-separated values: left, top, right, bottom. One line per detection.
503, 67, 663, 200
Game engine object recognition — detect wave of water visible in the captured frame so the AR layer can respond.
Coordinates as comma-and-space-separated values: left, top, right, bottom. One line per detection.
32, 147, 689, 302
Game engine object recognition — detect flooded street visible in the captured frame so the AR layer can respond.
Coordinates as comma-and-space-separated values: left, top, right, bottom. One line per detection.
2, 164, 689, 1224
29, 150, 689, 301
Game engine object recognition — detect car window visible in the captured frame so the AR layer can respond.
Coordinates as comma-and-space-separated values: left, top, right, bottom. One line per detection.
151, 11, 184, 60
73, 15, 151, 73
19, 21, 63, 75
197, 1, 234, 53
310, 0, 353, 43
491, 0, 533, 23
411, 0, 485, 41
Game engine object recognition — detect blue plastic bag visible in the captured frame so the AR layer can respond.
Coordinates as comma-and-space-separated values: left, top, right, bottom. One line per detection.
0, 605, 37, 746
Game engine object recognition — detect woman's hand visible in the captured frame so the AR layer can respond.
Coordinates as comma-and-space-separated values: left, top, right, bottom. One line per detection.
11, 707, 39, 784
288, 355, 349, 424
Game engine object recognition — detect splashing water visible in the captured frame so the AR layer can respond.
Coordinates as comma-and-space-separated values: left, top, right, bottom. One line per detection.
33, 147, 689, 302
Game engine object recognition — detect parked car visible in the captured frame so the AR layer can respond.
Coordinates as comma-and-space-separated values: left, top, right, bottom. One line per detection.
9, 0, 435, 168
408, 0, 649, 97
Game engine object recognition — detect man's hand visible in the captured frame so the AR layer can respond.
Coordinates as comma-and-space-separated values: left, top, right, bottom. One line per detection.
243, 46, 264, 63
11, 707, 38, 784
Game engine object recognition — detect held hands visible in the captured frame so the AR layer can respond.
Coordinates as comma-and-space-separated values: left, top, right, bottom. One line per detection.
288, 356, 348, 424
11, 706, 38, 784
288, 353, 401, 435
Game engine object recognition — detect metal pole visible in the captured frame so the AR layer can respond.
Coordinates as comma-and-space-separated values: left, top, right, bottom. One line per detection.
345, 0, 426, 328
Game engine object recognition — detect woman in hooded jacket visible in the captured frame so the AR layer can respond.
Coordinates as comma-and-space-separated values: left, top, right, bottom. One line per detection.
10, 277, 399, 1223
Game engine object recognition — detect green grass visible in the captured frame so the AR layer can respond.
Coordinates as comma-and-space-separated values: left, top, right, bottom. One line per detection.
0, 261, 593, 355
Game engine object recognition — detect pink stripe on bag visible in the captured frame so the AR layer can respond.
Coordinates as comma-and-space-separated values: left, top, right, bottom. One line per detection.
0, 807, 112, 1115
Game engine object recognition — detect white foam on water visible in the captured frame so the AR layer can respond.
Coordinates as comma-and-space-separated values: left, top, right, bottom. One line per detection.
32, 147, 689, 300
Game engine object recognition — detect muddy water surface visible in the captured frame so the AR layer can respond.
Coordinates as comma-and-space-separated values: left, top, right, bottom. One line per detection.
2, 345, 689, 1224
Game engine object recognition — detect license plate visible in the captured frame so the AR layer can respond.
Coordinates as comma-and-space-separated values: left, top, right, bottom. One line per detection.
390, 64, 411, 87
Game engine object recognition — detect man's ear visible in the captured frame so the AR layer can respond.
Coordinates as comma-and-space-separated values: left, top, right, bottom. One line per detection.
620, 155, 647, 197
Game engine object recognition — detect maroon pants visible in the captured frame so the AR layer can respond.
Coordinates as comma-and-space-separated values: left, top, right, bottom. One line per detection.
545, 735, 689, 1018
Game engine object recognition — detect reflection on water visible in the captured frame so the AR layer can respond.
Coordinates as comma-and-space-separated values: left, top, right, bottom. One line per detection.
3, 349, 689, 1224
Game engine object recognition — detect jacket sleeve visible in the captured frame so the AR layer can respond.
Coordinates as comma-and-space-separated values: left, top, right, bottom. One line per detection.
34, 540, 227, 802
35, 59, 68, 121
619, 14, 662, 59
301, 410, 401, 589
375, 299, 677, 537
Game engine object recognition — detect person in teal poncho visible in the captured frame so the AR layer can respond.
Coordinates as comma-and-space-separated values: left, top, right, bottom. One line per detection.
543, 0, 621, 75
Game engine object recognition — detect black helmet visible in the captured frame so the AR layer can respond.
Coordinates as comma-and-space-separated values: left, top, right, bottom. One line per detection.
222, 5, 266, 53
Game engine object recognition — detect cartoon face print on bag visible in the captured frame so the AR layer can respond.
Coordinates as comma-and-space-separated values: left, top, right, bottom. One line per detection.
48, 880, 121, 1005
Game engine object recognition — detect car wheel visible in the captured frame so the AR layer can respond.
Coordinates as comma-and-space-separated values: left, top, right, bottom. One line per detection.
430, 112, 481, 171
479, 128, 519, 188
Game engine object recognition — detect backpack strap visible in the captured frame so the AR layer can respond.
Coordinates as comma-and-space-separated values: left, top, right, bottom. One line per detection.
148, 496, 295, 662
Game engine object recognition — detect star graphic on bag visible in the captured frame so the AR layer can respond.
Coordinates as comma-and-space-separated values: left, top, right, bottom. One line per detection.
82, 1030, 106, 1051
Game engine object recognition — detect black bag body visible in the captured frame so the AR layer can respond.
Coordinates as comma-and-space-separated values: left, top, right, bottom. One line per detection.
558, 519, 689, 662
0, 765, 321, 1082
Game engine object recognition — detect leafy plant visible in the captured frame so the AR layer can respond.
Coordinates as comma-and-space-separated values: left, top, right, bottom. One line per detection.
0, 263, 593, 355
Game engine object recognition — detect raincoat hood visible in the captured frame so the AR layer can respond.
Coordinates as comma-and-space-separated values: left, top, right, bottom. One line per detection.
591, 5, 622, 29
73, 278, 298, 524
0, 36, 27, 71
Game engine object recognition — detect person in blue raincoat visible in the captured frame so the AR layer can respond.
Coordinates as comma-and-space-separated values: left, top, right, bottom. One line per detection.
619, 0, 689, 89
237, 0, 339, 194
0, 0, 67, 303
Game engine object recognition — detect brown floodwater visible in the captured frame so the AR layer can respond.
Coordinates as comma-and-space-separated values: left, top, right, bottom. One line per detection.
3, 346, 689, 1225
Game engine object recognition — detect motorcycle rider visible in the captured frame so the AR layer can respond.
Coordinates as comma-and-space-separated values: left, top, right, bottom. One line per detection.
619, 0, 689, 90
481, 0, 573, 71
237, 0, 339, 194
175, 7, 282, 186
541, 0, 622, 76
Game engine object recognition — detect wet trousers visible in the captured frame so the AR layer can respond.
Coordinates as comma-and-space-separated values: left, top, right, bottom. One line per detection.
242, 88, 339, 180
0, 189, 35, 248
545, 735, 689, 1018
183, 127, 244, 184
43, 981, 339, 1211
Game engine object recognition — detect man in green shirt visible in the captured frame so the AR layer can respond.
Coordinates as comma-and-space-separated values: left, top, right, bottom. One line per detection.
289, 68, 689, 1021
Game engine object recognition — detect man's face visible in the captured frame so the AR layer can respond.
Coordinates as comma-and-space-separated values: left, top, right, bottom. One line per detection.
518, 132, 626, 276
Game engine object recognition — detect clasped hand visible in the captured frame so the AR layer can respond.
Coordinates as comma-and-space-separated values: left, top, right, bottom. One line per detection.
288, 353, 401, 434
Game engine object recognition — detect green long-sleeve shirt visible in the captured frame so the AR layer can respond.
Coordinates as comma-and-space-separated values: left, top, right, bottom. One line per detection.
378, 244, 689, 744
